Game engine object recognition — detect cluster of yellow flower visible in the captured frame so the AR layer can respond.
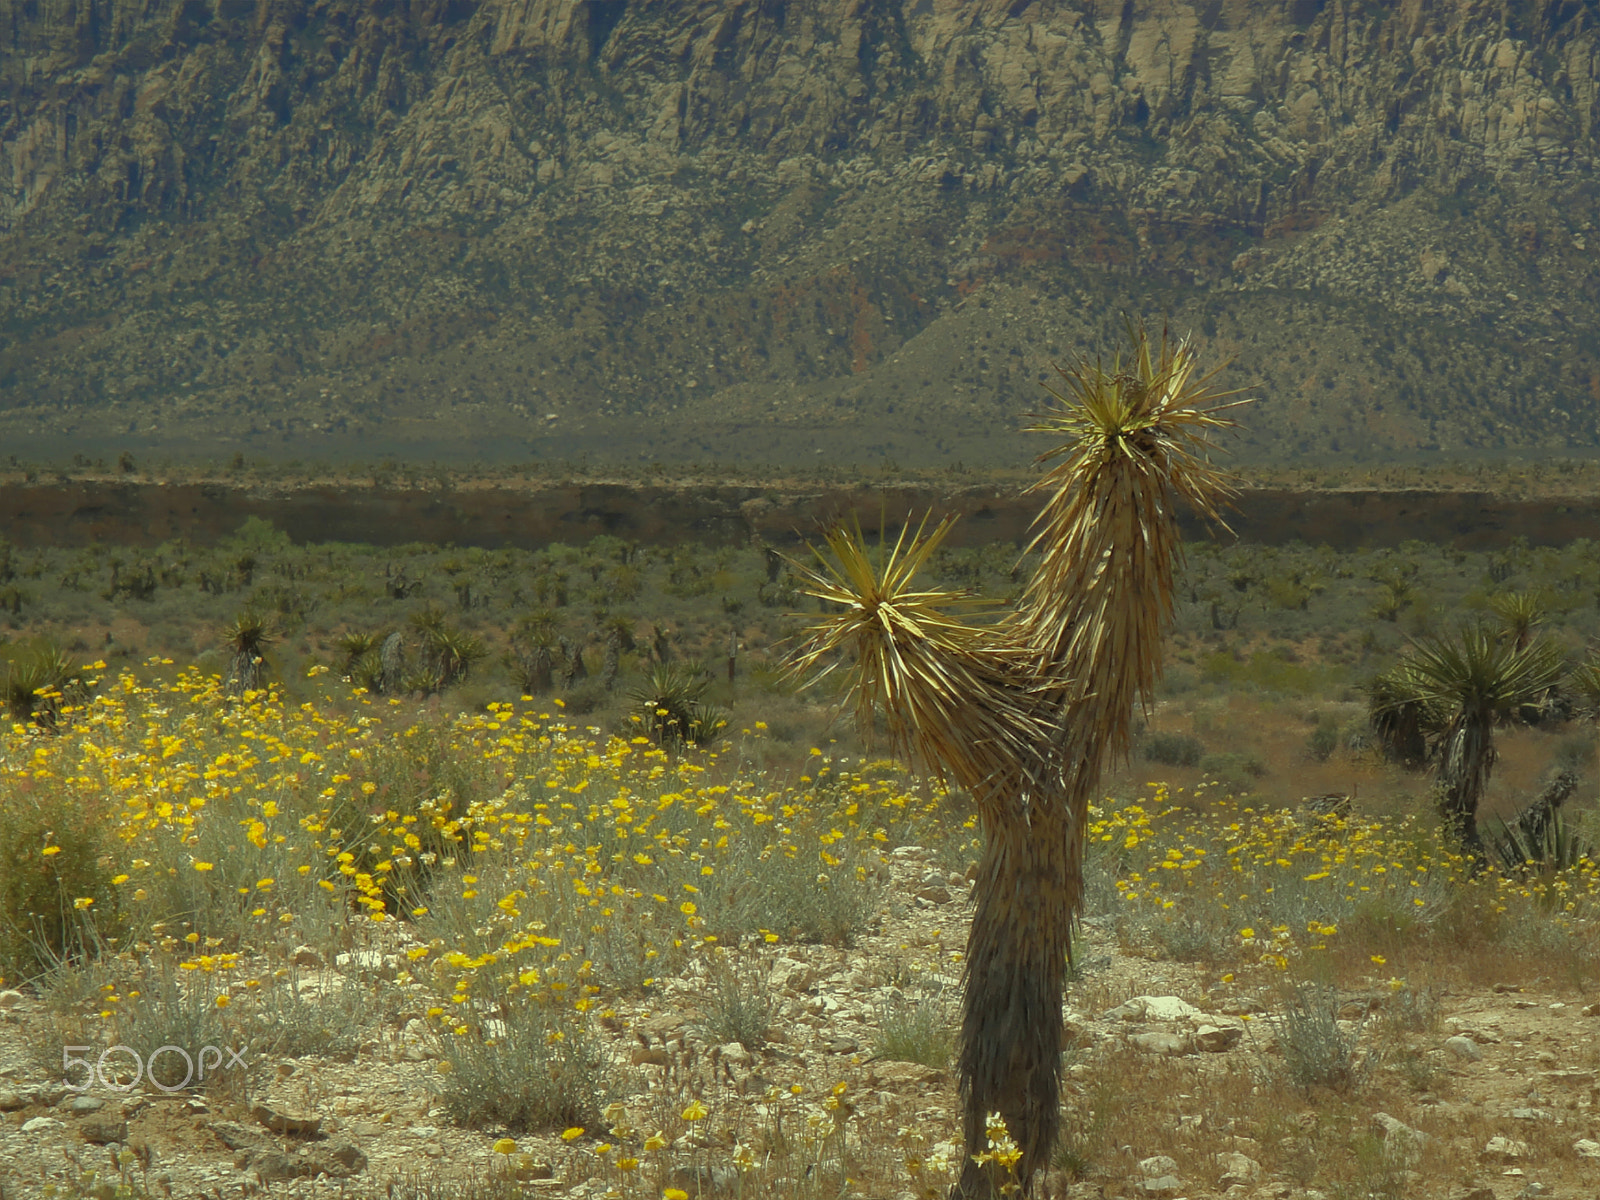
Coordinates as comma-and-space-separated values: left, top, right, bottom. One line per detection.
3, 666, 971, 1021
1088, 782, 1600, 967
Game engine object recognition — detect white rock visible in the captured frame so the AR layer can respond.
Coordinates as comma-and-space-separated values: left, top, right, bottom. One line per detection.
1195, 1023, 1243, 1052
770, 959, 815, 993
1135, 1175, 1183, 1197
1214, 1150, 1261, 1186
335, 949, 388, 974
22, 1116, 63, 1133
1482, 1135, 1531, 1161
1445, 1034, 1483, 1060
1574, 1138, 1600, 1159
718, 1042, 754, 1068
1130, 1030, 1191, 1055
1138, 1155, 1179, 1178
1370, 1112, 1427, 1164
1105, 995, 1205, 1022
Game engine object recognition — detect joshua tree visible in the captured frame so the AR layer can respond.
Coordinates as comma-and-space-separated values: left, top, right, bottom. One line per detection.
379, 631, 406, 694
789, 324, 1241, 1196
558, 635, 587, 687
1490, 590, 1544, 651
509, 611, 561, 694
598, 616, 635, 691
1373, 624, 1562, 854
224, 611, 275, 695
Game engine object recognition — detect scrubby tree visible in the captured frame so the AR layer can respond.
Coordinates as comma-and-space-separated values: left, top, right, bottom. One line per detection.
789, 324, 1241, 1196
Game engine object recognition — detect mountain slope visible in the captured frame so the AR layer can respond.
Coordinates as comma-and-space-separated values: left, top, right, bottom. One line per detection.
2, 0, 1598, 466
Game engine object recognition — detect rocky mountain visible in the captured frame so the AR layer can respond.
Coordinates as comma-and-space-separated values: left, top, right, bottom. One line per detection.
2, 0, 1598, 469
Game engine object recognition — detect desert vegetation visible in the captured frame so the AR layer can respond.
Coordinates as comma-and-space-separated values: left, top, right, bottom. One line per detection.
5, 454, 1600, 1196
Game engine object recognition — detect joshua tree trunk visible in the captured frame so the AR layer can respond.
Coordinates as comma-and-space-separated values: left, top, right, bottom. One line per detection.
1437, 710, 1494, 855
601, 628, 621, 691
956, 806, 1075, 1193
379, 631, 406, 695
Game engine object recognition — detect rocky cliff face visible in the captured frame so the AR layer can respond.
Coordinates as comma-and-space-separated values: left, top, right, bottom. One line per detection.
2, 0, 1598, 467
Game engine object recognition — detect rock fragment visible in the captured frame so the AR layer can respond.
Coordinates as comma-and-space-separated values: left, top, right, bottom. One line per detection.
1483, 1135, 1531, 1161
1195, 1023, 1242, 1052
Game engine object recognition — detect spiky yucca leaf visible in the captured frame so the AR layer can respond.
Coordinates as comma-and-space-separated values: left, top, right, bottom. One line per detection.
1570, 654, 1600, 719
1024, 324, 1244, 763
1367, 662, 1442, 767
1489, 589, 1545, 649
1400, 624, 1562, 717
788, 515, 1046, 792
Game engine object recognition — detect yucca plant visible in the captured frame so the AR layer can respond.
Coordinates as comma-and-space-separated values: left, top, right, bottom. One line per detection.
788, 321, 1243, 1195
336, 631, 381, 677
1366, 663, 1439, 768
1486, 769, 1591, 873
1384, 625, 1563, 853
223, 611, 275, 696
630, 663, 726, 750
1489, 589, 1544, 650
3, 641, 86, 731
1570, 653, 1600, 719
509, 611, 562, 695
349, 650, 386, 694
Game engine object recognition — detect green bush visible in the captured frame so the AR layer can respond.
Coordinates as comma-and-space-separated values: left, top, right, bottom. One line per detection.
873, 989, 955, 1068
1140, 731, 1204, 767
1199, 752, 1266, 795
0, 789, 121, 981
1270, 982, 1367, 1093
1306, 723, 1340, 762
696, 955, 776, 1049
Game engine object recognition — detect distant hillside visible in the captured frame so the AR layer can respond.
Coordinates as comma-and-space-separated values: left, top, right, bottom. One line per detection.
2, 0, 1598, 469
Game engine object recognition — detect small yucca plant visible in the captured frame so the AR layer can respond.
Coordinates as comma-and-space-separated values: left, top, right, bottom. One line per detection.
630, 663, 725, 750
1375, 623, 1563, 853
336, 631, 381, 676
224, 611, 275, 696
3, 640, 85, 730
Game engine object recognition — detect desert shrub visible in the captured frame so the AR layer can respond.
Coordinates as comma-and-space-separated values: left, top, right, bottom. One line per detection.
1270, 982, 1366, 1093
1199, 751, 1266, 794
1141, 731, 1203, 767
240, 973, 374, 1061
1305, 721, 1339, 762
0, 787, 121, 981
874, 989, 955, 1068
696, 954, 776, 1049
1143, 908, 1233, 963
437, 1000, 608, 1133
